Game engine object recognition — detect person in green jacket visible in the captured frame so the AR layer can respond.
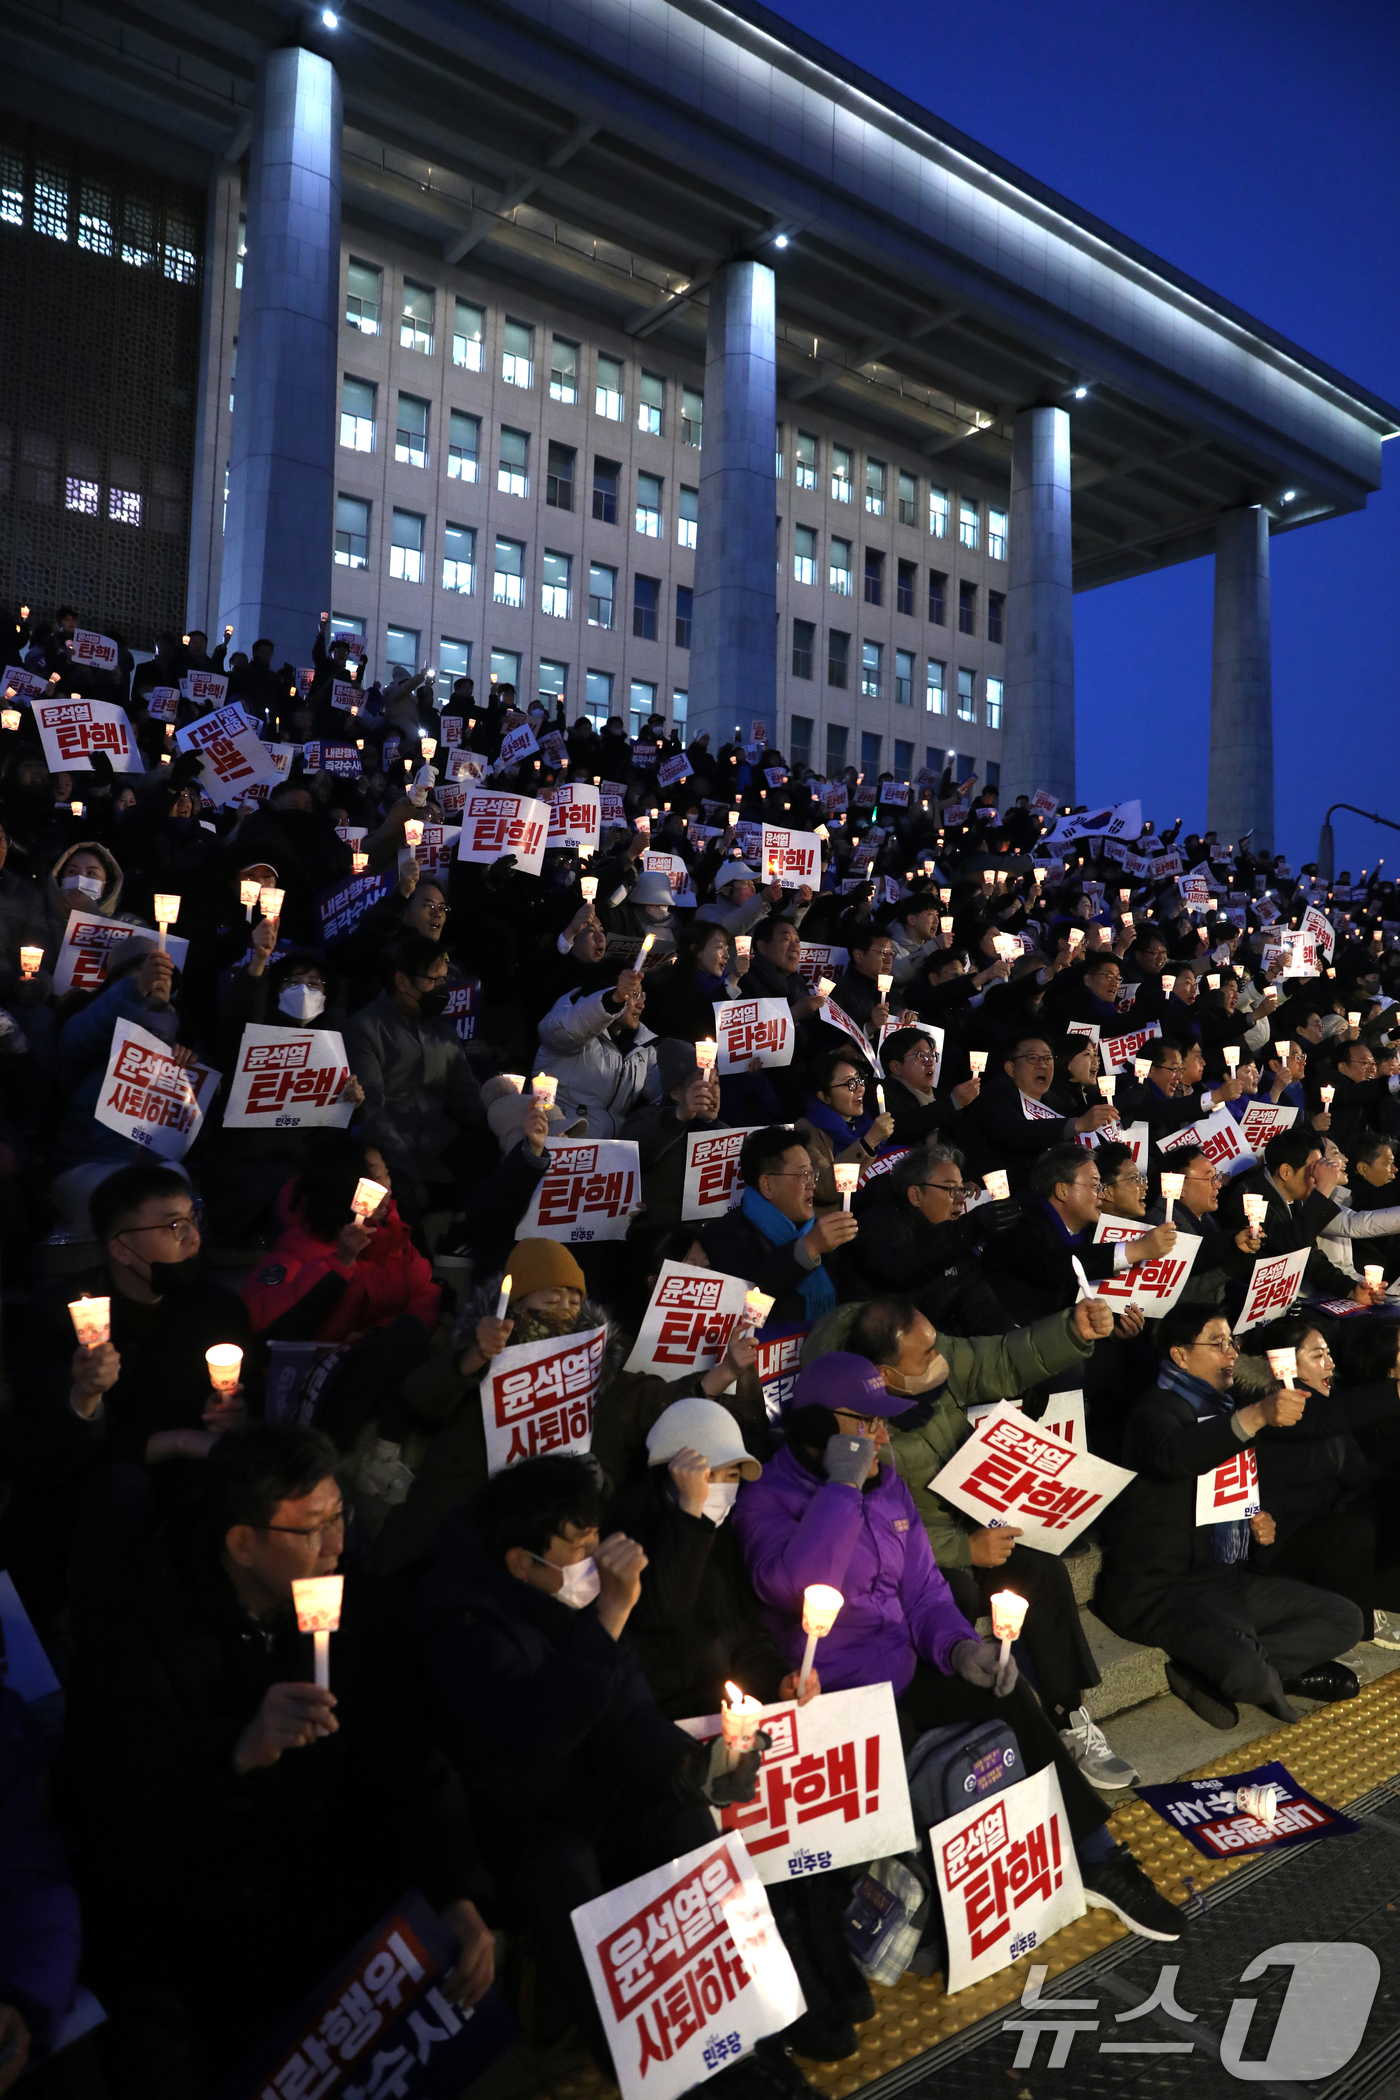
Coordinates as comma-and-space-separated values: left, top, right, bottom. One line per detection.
801, 1291, 1141, 1793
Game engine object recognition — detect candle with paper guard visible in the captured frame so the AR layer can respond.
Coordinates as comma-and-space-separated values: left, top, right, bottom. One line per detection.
496, 1272, 513, 1320
69, 1294, 110, 1348
1098, 1074, 1116, 1104
352, 852, 368, 874
498, 1074, 525, 1093
1365, 1265, 1385, 1292
259, 885, 284, 924
1349, 1012, 1362, 1028
350, 1176, 387, 1222
1224, 1045, 1240, 1073
696, 1039, 717, 1073
239, 878, 260, 921
982, 1169, 1010, 1201
968, 1050, 988, 1077
531, 1073, 558, 1111
833, 1161, 859, 1211
1160, 1170, 1184, 1222
403, 819, 424, 849
1242, 1192, 1269, 1234
799, 1584, 843, 1694
1161, 974, 1176, 997
939, 915, 954, 937
817, 976, 836, 997
0, 710, 18, 733
292, 1575, 344, 1689
720, 1681, 765, 1769
19, 945, 41, 981
154, 893, 180, 949
420, 737, 436, 760
1134, 1057, 1152, 1082
580, 875, 598, 903
205, 1344, 243, 1394
734, 935, 751, 960
876, 973, 893, 999
744, 1288, 775, 1331
990, 1589, 1027, 1670
1266, 1347, 1297, 1389
1320, 1085, 1335, 1110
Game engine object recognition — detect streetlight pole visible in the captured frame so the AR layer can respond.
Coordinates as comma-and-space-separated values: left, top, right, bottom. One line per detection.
1317, 803, 1400, 886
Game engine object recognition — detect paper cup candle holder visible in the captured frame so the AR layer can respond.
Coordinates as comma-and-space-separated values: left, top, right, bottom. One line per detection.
205, 1345, 243, 1394
833, 1162, 860, 1211
69, 1295, 110, 1348
350, 1177, 387, 1222
799, 1584, 844, 1695
990, 1589, 1028, 1671
292, 1575, 344, 1689
721, 1682, 765, 1769
982, 1170, 1010, 1202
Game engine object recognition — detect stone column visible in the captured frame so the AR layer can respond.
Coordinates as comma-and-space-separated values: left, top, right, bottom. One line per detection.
689, 260, 776, 748
186, 161, 241, 639
1208, 507, 1274, 852
1001, 405, 1075, 806
217, 47, 341, 663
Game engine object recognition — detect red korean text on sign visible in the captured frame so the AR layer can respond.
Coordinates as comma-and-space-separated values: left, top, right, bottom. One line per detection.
258, 1915, 439, 2099
241, 1036, 346, 1118
720, 1720, 881, 1859
40, 700, 130, 766
597, 1846, 754, 2076
942, 1801, 1064, 1961
537, 1144, 638, 1233
650, 1273, 739, 1368
959, 1415, 1103, 1533
105, 1037, 202, 1139
493, 1328, 605, 1467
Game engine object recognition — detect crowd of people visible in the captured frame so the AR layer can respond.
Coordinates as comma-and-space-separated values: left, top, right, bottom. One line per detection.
4, 600, 1400, 2099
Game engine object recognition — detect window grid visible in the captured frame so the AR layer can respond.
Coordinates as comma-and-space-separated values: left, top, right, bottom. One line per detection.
988, 508, 1009, 562
926, 660, 946, 714
453, 302, 484, 371
958, 500, 980, 551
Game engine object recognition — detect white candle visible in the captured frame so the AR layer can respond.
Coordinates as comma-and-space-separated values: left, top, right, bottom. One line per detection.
833, 1161, 859, 1210
19, 945, 41, 981
799, 1584, 844, 1694
983, 1169, 1011, 1201
580, 875, 598, 902
1365, 1265, 1385, 1291
817, 977, 836, 997
205, 1344, 243, 1394
1265, 1346, 1297, 1389
498, 1073, 525, 1093
496, 1272, 513, 1319
1134, 1057, 1152, 1081
531, 1073, 558, 1110
0, 710, 19, 732
239, 878, 261, 920
1160, 1170, 1184, 1222
744, 1287, 775, 1330
639, 933, 656, 962
1098, 1075, 1116, 1104
352, 851, 368, 873
734, 935, 751, 959
721, 1681, 765, 1768
259, 885, 285, 924
1320, 1085, 1335, 1109
1242, 1192, 1268, 1232
1349, 1011, 1362, 1027
1224, 1045, 1240, 1072
69, 1294, 110, 1348
696, 1038, 717, 1073
420, 737, 437, 760
1162, 974, 1176, 996
940, 915, 954, 936
990, 1588, 1027, 1671
1207, 972, 1220, 989
403, 820, 424, 848
154, 892, 180, 949
292, 1576, 344, 1689
876, 973, 893, 998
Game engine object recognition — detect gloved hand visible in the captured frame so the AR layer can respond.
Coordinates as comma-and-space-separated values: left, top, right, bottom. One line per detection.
950, 1636, 1017, 1699
962, 1196, 1023, 1243
824, 1433, 874, 1488
485, 852, 518, 890
170, 749, 205, 789
679, 1731, 772, 1808
86, 749, 115, 793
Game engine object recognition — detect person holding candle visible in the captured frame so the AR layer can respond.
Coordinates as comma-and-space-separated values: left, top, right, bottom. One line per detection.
827, 926, 909, 1040
1314, 1034, 1400, 1160
704, 1125, 858, 1328
980, 1143, 1177, 1332
959, 1034, 1118, 1192
876, 1026, 981, 1149
796, 1049, 895, 1206
639, 921, 746, 1044
619, 1040, 729, 1229
533, 957, 657, 1139
1218, 1126, 1379, 1304
744, 913, 831, 1028
841, 1143, 1013, 1334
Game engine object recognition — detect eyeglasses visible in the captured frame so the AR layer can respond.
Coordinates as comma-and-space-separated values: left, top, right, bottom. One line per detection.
1113, 1170, 1148, 1187
1013, 1051, 1053, 1066
263, 1508, 347, 1547
770, 1167, 818, 1189
830, 1076, 866, 1093
1193, 1338, 1239, 1356
115, 1212, 199, 1243
833, 1412, 885, 1435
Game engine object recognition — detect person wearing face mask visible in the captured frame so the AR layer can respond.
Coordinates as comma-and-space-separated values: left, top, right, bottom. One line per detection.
39, 840, 132, 972
226, 782, 353, 950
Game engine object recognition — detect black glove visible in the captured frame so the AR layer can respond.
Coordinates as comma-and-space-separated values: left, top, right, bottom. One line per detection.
679, 1731, 772, 1808
86, 749, 115, 793
485, 853, 518, 891
963, 1196, 1023, 1244
170, 749, 205, 789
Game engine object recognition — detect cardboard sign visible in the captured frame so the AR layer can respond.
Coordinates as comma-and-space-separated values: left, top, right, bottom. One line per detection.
456, 791, 550, 877
1089, 1221, 1200, 1313
177, 702, 282, 802
678, 1685, 914, 1885
821, 1000, 880, 1072
95, 1019, 218, 1160
330, 678, 360, 713
1031, 789, 1058, 815
319, 869, 394, 943
547, 782, 601, 852
35, 694, 140, 773
682, 1127, 759, 1223
1137, 1761, 1359, 1861
760, 825, 821, 889
51, 910, 189, 995
932, 1766, 1083, 1992
1195, 1444, 1261, 1524
624, 1261, 753, 1379
643, 851, 697, 910
1302, 904, 1336, 960
482, 1323, 606, 1473
573, 1834, 803, 2100
1157, 1103, 1252, 1177
1099, 1021, 1162, 1073
520, 1139, 641, 1243
927, 1404, 1134, 1552
1, 663, 50, 701
223, 1024, 356, 1131
600, 781, 627, 827
756, 1324, 810, 1421
797, 943, 849, 988
658, 753, 692, 788
498, 722, 540, 771
712, 998, 794, 1075
1233, 1245, 1310, 1333
145, 685, 179, 723
1237, 1100, 1298, 1155
72, 628, 118, 671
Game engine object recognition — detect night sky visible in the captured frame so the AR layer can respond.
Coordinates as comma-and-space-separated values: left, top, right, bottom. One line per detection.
780, 0, 1399, 873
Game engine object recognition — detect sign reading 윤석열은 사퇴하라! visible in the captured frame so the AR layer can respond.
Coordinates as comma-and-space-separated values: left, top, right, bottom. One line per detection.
480, 1323, 607, 1473
94, 1020, 220, 1160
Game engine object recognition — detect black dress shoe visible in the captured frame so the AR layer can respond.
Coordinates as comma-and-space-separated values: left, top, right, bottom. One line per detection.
1166, 1659, 1239, 1730
1282, 1661, 1360, 1703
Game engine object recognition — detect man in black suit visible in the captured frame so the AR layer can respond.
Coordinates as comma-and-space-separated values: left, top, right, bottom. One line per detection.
1096, 1302, 1362, 1729
962, 1034, 1116, 1190
981, 1142, 1171, 1325
1217, 1125, 1367, 1301
704, 1124, 857, 1326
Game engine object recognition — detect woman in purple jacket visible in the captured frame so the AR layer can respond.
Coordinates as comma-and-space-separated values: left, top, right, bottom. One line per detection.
733, 1353, 1184, 1942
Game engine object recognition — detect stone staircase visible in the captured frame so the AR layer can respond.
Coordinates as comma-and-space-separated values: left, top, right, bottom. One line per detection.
974, 1534, 1170, 1721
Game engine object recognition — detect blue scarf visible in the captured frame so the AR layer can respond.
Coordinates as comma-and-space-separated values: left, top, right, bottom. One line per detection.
802, 1093, 874, 1149
1157, 1362, 1250, 1563
741, 1186, 837, 1320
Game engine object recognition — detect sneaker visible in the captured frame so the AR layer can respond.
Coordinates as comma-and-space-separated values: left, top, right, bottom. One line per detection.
1081, 1843, 1184, 1941
1372, 1611, 1400, 1650
1060, 1706, 1139, 1789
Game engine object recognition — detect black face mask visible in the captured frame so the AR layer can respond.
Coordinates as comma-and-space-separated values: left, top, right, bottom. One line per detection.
147, 1255, 202, 1296
416, 985, 450, 1020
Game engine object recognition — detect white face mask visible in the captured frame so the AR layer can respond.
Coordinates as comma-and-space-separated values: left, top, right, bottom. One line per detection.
534, 1553, 600, 1609
62, 873, 104, 901
702, 1482, 740, 1526
278, 982, 326, 1022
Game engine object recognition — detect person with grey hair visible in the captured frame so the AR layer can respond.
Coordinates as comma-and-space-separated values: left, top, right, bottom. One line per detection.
841, 1141, 1014, 1333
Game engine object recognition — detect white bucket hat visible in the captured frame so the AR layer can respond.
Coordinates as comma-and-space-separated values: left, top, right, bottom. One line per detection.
646, 1396, 762, 1480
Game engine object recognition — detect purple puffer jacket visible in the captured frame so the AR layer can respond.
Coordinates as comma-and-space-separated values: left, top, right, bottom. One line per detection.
733, 1445, 978, 1696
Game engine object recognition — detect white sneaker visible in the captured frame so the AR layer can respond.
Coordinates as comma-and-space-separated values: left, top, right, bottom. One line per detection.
1061, 1706, 1139, 1790
1372, 1610, 1400, 1650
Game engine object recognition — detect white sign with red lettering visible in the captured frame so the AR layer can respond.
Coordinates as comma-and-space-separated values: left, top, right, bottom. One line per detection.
1180, 873, 1212, 910
547, 782, 601, 853
1, 665, 50, 701
482, 1323, 606, 1474
1031, 789, 1058, 815
574, 1834, 803, 2100
71, 629, 118, 671
520, 1139, 641, 1243
1302, 905, 1336, 960
966, 1392, 1086, 1448
180, 669, 229, 707
1237, 1101, 1298, 1156
927, 1405, 1134, 1553
933, 1766, 1083, 1992
51, 912, 189, 995
1156, 1105, 1251, 1176
330, 679, 360, 713
223, 1024, 355, 1130
497, 722, 540, 771
1233, 1246, 1310, 1334
678, 1685, 913, 1885
176, 702, 281, 803
760, 826, 821, 889
624, 1262, 752, 1379
657, 753, 692, 788
1100, 1021, 1163, 1073
682, 1127, 760, 1223
643, 851, 697, 910
1089, 1219, 1201, 1312
94, 1019, 219, 1161
1195, 1444, 1261, 1525
35, 696, 139, 773
456, 791, 550, 877
797, 943, 849, 988
712, 998, 794, 1075
821, 1000, 880, 1072
145, 686, 179, 723
600, 782, 627, 827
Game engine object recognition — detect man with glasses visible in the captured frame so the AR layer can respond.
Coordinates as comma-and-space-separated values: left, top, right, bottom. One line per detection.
1320, 1033, 1400, 1160
982, 1142, 1176, 1329
962, 1033, 1116, 1190
705, 1125, 858, 1326
830, 925, 906, 1038
1096, 1303, 1363, 1731
848, 1142, 1011, 1333
878, 1025, 980, 1149
66, 1423, 494, 2091
1141, 1141, 1263, 1308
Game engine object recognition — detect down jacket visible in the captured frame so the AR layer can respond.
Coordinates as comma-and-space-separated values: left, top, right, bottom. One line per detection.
242, 1198, 439, 1342
535, 985, 658, 1137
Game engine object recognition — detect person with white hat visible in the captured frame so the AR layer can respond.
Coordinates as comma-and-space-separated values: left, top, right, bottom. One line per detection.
694, 859, 814, 939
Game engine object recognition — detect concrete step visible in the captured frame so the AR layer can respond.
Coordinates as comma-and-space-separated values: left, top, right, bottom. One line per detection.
1065, 1538, 1100, 1608
1080, 1606, 1170, 1720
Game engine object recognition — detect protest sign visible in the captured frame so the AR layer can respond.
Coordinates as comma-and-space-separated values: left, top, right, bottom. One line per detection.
735, 820, 763, 861
1137, 1762, 1359, 1863
962, 1389, 1088, 1450
218, 1888, 516, 2100
539, 730, 568, 769
677, 1685, 913, 1885
1179, 872, 1212, 910
857, 1145, 911, 1190
759, 825, 821, 889
1234, 1245, 1310, 1333
263, 1340, 350, 1428
711, 998, 794, 1075
821, 783, 848, 815
71, 628, 118, 671
437, 782, 470, 817
1088, 1221, 1200, 1313
756, 1325, 809, 1422
303, 741, 363, 778
941, 799, 970, 826
180, 668, 229, 707
145, 685, 179, 723
498, 722, 540, 771
444, 979, 479, 1043
681, 1127, 760, 1224
481, 1323, 607, 1472
878, 779, 912, 807
35, 694, 140, 772
1031, 789, 1058, 815
51, 911, 188, 995
931, 1766, 1082, 1992
821, 1000, 880, 1072
94, 1020, 219, 1161
573, 1834, 803, 2100
1156, 1105, 1249, 1178
296, 665, 316, 697
547, 782, 601, 853
318, 869, 394, 944
797, 942, 849, 988
1237, 1101, 1298, 1155
877, 1018, 943, 1085
405, 823, 454, 883
520, 1139, 641, 1243
1, 664, 50, 701
1099, 1021, 1163, 1073
643, 851, 697, 909
1195, 1444, 1261, 1524
1302, 904, 1336, 959
927, 1404, 1134, 1552
658, 753, 692, 788
624, 1262, 752, 1379
762, 767, 787, 790
330, 678, 360, 713
456, 791, 550, 878
600, 781, 627, 827
1065, 1020, 1100, 1045
176, 703, 282, 803
224, 1025, 355, 1131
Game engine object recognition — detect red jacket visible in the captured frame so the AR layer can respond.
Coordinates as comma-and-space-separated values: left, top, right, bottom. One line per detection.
243, 1201, 439, 1341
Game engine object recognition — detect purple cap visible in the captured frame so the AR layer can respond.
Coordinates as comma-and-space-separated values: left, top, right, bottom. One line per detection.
792, 1352, 914, 1418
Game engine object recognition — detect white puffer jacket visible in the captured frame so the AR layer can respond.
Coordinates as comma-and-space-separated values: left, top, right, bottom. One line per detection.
536, 985, 660, 1137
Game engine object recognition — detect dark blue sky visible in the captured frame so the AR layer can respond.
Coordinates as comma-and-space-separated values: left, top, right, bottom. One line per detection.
783, 0, 1399, 873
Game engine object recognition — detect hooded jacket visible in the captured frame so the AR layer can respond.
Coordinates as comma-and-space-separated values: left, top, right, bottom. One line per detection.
536, 984, 659, 1138
40, 840, 136, 971
242, 1195, 438, 1342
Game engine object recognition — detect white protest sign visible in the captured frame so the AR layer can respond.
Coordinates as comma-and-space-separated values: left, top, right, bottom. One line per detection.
877, 1018, 944, 1087
600, 781, 627, 827
35, 695, 140, 773
682, 1127, 759, 1224
180, 669, 229, 707
1157, 1104, 1252, 1177
1031, 789, 1058, 815
760, 825, 821, 889
821, 1000, 880, 1072
712, 999, 794, 1075
1180, 873, 1212, 910
94, 1019, 219, 1160
1039, 1389, 1086, 1450
1233, 1245, 1310, 1333
574, 1833, 803, 2100
71, 628, 118, 671
1100, 1021, 1162, 1073
879, 780, 912, 808
927, 1404, 1134, 1552
497, 721, 540, 771
1089, 1220, 1201, 1313
51, 911, 189, 996
1065, 1021, 1101, 1045
145, 685, 179, 723
481, 1323, 606, 1473
520, 1138, 641, 1242
1237, 1101, 1298, 1156
176, 702, 282, 804
1196, 1445, 1260, 1527
1302, 904, 1336, 960
678, 1685, 914, 1885
657, 752, 692, 789
539, 730, 569, 769
223, 1024, 355, 1130
643, 850, 697, 910
330, 678, 360, 713
547, 782, 601, 853
624, 1261, 752, 1379
932, 1765, 1083, 1992
456, 790, 550, 877
797, 943, 849, 989
1, 665, 50, 701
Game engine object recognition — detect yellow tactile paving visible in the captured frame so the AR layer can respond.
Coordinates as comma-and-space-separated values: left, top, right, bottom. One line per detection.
529, 1674, 1400, 2100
